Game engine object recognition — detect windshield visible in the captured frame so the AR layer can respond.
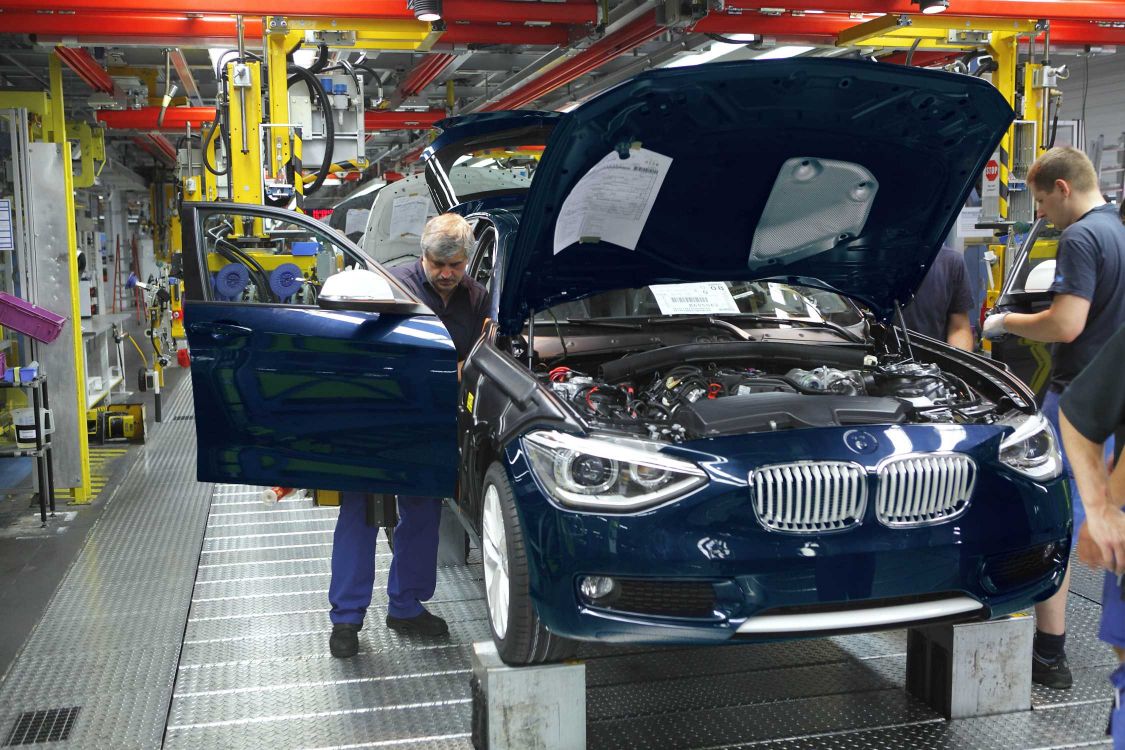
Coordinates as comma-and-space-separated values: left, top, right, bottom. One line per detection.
535, 282, 864, 326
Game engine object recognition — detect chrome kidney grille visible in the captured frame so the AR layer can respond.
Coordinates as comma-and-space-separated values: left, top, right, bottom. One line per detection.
875, 454, 976, 527
751, 462, 867, 533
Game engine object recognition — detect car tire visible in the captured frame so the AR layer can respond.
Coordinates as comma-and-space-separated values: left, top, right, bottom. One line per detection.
481, 462, 577, 666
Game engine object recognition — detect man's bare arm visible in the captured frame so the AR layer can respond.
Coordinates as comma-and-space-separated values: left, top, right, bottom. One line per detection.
1003, 294, 1090, 343
1060, 411, 1125, 574
946, 312, 973, 351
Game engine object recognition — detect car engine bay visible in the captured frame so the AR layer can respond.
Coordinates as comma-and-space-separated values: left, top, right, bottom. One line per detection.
538, 348, 1002, 443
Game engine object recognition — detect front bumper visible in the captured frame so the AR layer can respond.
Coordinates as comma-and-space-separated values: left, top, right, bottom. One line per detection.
503, 427, 1071, 644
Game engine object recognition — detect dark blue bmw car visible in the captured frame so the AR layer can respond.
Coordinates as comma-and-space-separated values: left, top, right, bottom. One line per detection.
182, 58, 1071, 666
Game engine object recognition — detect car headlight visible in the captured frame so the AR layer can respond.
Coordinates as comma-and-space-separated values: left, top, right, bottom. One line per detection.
522, 430, 707, 512
998, 412, 1063, 481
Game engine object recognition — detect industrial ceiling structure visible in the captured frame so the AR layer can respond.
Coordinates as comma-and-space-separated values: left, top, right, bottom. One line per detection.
2, 0, 1124, 205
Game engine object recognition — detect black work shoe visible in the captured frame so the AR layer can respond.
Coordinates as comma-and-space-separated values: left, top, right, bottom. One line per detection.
386, 609, 449, 637
1032, 651, 1073, 689
329, 623, 361, 658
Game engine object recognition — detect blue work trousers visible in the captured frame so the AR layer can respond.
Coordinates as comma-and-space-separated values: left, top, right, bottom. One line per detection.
329, 493, 443, 624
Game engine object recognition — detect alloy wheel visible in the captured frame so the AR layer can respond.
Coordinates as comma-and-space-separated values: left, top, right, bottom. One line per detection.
481, 484, 510, 639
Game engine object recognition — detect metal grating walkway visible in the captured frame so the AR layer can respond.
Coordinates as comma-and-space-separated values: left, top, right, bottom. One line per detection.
0, 382, 212, 748
0, 377, 1117, 748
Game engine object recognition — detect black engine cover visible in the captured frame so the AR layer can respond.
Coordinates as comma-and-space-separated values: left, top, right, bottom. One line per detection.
672, 392, 907, 437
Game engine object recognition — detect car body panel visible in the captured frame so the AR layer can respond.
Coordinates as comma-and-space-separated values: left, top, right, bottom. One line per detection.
181, 202, 460, 495
178, 59, 1068, 654
423, 60, 1013, 333
499, 423, 1070, 642
361, 168, 531, 267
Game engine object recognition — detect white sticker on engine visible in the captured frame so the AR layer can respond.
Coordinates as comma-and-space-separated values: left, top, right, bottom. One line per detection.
553, 146, 672, 254
649, 282, 739, 315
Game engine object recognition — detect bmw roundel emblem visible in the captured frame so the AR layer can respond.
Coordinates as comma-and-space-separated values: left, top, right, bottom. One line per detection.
844, 429, 878, 455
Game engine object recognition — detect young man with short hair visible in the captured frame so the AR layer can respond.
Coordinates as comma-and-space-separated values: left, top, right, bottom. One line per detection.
983, 146, 1125, 688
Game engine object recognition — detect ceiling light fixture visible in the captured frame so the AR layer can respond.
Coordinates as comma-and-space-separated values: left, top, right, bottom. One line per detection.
408, 0, 442, 22
913, 0, 949, 14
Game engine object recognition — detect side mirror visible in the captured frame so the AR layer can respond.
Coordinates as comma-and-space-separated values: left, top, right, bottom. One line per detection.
1023, 259, 1056, 294
316, 269, 434, 316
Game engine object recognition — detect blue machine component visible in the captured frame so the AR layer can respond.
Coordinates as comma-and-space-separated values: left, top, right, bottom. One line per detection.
269, 262, 304, 301
213, 263, 249, 300
291, 241, 319, 256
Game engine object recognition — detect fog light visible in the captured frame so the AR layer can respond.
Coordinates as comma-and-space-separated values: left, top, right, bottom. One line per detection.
579, 575, 617, 602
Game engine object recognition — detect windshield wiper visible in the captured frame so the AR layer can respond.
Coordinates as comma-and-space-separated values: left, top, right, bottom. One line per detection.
558, 317, 643, 329
715, 313, 866, 344
644, 312, 863, 344
644, 315, 754, 341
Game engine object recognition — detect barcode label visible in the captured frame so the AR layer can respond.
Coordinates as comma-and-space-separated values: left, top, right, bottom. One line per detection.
650, 282, 740, 315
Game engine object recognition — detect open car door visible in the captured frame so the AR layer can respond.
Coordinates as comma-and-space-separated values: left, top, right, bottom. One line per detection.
180, 202, 458, 497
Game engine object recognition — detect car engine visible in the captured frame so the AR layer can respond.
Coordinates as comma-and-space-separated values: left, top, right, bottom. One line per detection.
540, 354, 992, 442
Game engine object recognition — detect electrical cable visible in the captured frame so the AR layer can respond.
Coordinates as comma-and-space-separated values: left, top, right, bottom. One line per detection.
704, 32, 756, 45
287, 63, 335, 195
324, 60, 362, 99
126, 334, 149, 368
1081, 52, 1090, 129
307, 43, 329, 75
905, 38, 921, 67
545, 309, 569, 359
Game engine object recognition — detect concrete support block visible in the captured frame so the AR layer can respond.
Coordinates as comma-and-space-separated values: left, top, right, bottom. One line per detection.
471, 641, 585, 750
906, 614, 1034, 719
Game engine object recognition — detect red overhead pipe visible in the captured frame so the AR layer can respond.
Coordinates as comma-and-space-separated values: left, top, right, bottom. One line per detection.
880, 50, 967, 67
8, 11, 579, 47
482, 12, 664, 111
398, 53, 456, 98
0, 0, 597, 24
97, 106, 216, 131
5, 11, 264, 39
15, 11, 1123, 47
54, 46, 115, 93
717, 1, 1125, 22
693, 13, 851, 42
694, 13, 1125, 47
400, 145, 427, 164
148, 133, 178, 162
132, 133, 177, 165
441, 23, 572, 46
364, 109, 447, 131
446, 0, 595, 25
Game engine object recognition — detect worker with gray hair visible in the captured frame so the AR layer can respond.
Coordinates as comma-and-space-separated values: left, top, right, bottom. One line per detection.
328, 212, 488, 658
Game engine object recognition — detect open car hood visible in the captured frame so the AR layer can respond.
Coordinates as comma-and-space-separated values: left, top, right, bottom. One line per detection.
466, 59, 1011, 335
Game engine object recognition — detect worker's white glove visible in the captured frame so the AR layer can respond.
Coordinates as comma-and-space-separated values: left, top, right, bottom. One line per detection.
981, 312, 1010, 341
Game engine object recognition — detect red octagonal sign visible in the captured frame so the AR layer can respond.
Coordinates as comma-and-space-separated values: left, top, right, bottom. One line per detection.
984, 159, 999, 181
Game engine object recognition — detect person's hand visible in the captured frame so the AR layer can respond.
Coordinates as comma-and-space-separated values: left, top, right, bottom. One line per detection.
1083, 505, 1125, 575
1076, 522, 1101, 568
981, 311, 1010, 341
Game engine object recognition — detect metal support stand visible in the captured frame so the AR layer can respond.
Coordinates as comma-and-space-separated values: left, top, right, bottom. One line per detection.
471, 641, 585, 750
906, 615, 1034, 719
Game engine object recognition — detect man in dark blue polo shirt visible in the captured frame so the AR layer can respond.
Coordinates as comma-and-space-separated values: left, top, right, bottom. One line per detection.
901, 245, 975, 350
328, 213, 488, 658
984, 146, 1125, 688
